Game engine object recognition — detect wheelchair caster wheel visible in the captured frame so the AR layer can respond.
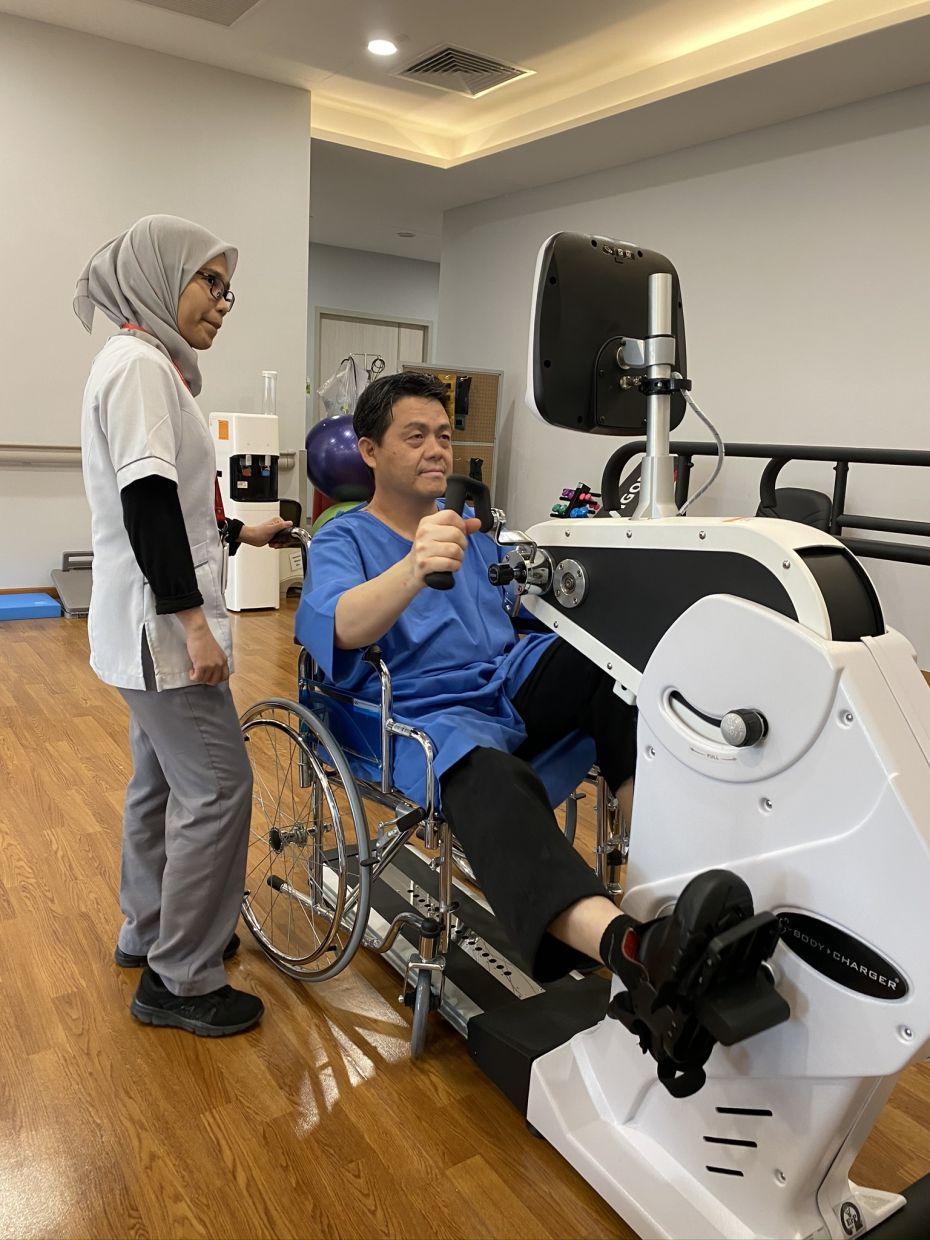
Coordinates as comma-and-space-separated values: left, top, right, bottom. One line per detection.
409, 968, 434, 1059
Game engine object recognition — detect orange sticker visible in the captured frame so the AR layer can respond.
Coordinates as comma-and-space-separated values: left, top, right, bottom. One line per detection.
217, 419, 229, 440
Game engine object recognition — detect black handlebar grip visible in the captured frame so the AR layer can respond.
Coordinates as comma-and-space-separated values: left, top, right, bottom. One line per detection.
425, 475, 494, 591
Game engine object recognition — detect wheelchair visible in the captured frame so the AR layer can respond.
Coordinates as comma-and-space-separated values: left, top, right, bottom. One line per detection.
239, 527, 629, 1057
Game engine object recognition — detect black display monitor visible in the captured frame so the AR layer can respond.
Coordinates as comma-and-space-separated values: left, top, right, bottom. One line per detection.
527, 231, 687, 435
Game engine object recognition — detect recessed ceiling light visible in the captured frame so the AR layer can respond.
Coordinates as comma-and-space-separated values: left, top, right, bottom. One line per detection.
397, 230, 416, 238
367, 39, 398, 56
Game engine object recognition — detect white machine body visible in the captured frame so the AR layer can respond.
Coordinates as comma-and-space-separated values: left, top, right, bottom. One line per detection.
210, 412, 280, 611
522, 514, 846, 701
521, 515, 930, 1239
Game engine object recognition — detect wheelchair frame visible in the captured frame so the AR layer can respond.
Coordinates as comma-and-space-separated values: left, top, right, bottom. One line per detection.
240, 535, 629, 1055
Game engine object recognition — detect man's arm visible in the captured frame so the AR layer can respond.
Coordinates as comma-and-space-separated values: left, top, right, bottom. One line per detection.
334, 508, 481, 649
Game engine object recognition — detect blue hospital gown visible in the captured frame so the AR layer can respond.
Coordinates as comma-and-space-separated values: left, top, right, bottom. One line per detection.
295, 506, 593, 808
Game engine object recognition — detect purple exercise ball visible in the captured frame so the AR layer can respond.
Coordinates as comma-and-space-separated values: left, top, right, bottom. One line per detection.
305, 415, 374, 502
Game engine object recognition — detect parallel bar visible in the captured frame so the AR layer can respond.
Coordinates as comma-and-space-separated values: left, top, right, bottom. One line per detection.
665, 441, 930, 467
831, 460, 849, 537
603, 439, 930, 509
839, 514, 930, 538
601, 442, 930, 574
840, 537, 930, 566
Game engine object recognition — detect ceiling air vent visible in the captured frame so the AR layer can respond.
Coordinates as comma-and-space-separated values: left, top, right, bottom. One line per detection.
130, 0, 262, 25
396, 46, 533, 98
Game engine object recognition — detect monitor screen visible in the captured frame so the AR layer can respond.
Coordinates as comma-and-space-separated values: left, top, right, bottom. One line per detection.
527, 231, 687, 436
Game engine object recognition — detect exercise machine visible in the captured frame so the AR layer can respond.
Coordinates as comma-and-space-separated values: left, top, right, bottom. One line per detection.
501, 231, 930, 1239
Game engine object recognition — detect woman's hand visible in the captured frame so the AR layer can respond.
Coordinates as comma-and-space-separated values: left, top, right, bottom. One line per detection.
239, 516, 293, 548
177, 609, 229, 684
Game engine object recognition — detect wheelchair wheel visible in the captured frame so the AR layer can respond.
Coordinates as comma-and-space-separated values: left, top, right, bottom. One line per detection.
409, 968, 434, 1060
240, 698, 371, 983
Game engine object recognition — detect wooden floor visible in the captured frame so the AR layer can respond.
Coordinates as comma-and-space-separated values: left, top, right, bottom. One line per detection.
1, 603, 929, 1240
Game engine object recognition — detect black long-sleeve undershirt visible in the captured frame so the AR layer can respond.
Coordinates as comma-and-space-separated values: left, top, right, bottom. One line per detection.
120, 475, 243, 615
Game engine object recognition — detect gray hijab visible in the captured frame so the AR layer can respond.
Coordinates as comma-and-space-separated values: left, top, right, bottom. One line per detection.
73, 214, 238, 397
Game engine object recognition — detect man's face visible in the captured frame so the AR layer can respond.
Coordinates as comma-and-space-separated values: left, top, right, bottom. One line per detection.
359, 396, 453, 501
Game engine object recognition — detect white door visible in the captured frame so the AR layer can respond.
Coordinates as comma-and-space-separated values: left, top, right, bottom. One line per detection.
316, 315, 428, 419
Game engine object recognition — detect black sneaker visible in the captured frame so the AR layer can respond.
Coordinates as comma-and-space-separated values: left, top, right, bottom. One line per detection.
114, 933, 241, 969
130, 966, 263, 1037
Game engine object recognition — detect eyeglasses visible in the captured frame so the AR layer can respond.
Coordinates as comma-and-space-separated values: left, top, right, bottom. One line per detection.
196, 270, 236, 308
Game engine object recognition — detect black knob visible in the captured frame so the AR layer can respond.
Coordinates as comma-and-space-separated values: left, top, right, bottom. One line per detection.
488, 562, 526, 587
721, 709, 768, 748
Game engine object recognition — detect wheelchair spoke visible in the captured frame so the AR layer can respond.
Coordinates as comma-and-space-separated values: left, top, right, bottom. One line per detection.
240, 703, 370, 980
269, 715, 283, 798
252, 766, 280, 831
269, 738, 298, 833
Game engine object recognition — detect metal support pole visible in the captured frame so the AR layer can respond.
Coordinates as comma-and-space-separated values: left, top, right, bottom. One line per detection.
633, 273, 678, 519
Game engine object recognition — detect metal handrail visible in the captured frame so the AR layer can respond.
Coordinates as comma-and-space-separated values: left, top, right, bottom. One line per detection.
0, 444, 82, 467
601, 440, 930, 568
0, 443, 298, 470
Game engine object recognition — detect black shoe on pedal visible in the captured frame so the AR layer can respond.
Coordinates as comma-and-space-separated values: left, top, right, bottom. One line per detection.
604, 870, 788, 1097
130, 966, 263, 1037
114, 933, 241, 969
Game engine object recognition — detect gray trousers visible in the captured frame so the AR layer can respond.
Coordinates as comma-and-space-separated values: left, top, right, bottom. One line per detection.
117, 677, 252, 996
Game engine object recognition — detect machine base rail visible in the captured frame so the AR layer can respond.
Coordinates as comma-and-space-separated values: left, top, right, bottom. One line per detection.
468, 976, 611, 1115
368, 846, 611, 1089
868, 1172, 930, 1238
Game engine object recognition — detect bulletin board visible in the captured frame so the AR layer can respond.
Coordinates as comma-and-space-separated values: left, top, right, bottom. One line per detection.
401, 361, 502, 494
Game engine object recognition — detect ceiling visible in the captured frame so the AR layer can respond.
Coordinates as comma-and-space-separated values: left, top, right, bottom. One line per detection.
4, 0, 930, 259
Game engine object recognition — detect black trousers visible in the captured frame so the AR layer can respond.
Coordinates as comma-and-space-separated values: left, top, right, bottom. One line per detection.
440, 639, 638, 982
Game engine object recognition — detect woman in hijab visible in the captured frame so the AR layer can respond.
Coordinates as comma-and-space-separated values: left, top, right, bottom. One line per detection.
75, 215, 289, 1037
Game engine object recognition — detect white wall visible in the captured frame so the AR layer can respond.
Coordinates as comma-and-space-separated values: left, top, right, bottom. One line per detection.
0, 13, 310, 589
308, 242, 439, 390
437, 83, 930, 663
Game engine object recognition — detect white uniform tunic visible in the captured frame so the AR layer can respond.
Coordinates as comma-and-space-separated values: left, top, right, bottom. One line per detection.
81, 334, 232, 691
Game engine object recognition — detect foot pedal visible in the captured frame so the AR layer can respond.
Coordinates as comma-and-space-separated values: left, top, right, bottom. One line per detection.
694, 914, 788, 1044
609, 869, 789, 1097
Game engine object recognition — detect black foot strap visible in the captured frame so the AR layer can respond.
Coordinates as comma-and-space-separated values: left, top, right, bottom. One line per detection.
608, 870, 790, 1097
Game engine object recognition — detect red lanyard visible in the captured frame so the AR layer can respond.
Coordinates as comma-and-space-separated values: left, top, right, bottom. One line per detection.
214, 477, 226, 524
121, 321, 226, 524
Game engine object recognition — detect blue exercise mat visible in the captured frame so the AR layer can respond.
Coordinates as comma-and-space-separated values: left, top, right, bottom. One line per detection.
0, 593, 61, 621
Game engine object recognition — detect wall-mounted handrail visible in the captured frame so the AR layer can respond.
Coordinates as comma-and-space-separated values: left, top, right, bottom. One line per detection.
0, 444, 298, 470
0, 444, 82, 467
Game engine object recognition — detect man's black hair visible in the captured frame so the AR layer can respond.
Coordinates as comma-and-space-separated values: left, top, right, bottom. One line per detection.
352, 371, 449, 445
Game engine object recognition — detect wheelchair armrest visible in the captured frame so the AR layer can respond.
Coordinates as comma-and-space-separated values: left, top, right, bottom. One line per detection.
298, 643, 438, 815
362, 645, 394, 720
361, 645, 394, 794
283, 527, 311, 551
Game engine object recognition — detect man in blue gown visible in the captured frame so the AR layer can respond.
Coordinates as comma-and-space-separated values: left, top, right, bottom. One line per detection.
297, 372, 641, 981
